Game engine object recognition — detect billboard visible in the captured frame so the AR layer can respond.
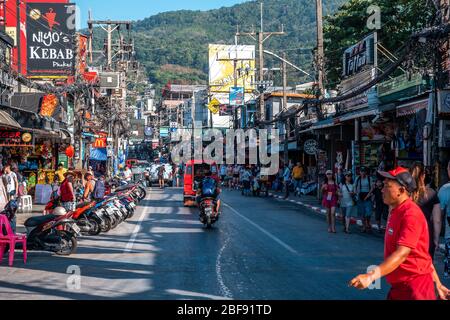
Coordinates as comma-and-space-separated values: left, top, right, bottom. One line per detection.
208, 44, 255, 105
26, 2, 76, 78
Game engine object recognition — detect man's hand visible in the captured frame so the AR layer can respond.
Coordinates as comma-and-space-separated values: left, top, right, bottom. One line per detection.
437, 284, 450, 300
349, 273, 374, 290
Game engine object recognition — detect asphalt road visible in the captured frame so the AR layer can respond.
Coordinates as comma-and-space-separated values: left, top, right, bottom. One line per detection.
0, 187, 448, 300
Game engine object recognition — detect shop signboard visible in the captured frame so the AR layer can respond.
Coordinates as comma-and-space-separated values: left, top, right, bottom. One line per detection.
0, 131, 33, 146
438, 90, 450, 115
304, 139, 318, 156
342, 34, 375, 77
26, 2, 76, 78
378, 73, 427, 103
230, 87, 245, 107
439, 120, 450, 148
159, 127, 169, 138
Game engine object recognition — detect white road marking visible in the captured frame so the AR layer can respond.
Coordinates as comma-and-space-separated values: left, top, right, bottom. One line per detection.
215, 236, 233, 299
124, 196, 152, 253
223, 203, 298, 255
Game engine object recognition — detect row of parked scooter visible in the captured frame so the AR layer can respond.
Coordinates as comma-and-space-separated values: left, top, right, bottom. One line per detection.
0, 180, 147, 257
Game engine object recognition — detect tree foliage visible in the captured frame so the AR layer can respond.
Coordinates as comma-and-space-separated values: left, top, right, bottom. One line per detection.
324, 0, 437, 87
131, 0, 347, 90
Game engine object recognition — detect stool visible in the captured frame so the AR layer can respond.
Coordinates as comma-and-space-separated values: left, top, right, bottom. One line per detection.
18, 195, 33, 213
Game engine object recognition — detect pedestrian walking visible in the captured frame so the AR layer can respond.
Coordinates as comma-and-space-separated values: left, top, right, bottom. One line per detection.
410, 162, 442, 260
83, 173, 96, 202
292, 162, 304, 196
60, 171, 76, 212
93, 175, 106, 201
339, 171, 357, 234
322, 170, 339, 234
373, 178, 389, 233
241, 167, 251, 196
355, 167, 375, 233
350, 167, 450, 300
158, 165, 166, 189
438, 160, 450, 277
283, 164, 292, 199
232, 165, 240, 190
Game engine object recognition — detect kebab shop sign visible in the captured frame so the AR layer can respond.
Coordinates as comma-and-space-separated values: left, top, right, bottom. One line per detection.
0, 131, 33, 146
26, 3, 76, 77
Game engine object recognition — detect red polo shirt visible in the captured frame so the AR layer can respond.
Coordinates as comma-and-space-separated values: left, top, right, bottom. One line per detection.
384, 198, 433, 285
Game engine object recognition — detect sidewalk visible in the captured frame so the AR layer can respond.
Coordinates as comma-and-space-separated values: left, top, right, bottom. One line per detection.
267, 190, 447, 254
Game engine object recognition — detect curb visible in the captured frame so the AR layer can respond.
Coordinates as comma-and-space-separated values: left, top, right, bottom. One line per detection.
268, 193, 383, 230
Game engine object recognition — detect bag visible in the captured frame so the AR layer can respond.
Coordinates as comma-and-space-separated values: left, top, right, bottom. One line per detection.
356, 177, 371, 201
93, 180, 105, 200
344, 183, 358, 205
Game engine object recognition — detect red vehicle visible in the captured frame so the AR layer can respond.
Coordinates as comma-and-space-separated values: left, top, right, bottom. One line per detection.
183, 160, 218, 207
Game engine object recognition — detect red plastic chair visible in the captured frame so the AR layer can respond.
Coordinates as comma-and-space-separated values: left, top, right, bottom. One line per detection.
0, 215, 27, 266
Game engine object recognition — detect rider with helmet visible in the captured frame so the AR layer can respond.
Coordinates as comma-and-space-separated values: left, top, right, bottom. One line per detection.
196, 166, 221, 214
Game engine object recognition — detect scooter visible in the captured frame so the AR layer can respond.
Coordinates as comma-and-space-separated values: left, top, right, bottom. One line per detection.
198, 197, 220, 229
1, 201, 80, 256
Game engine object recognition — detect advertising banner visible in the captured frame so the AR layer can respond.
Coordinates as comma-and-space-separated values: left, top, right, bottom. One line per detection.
229, 87, 244, 106
26, 2, 76, 78
208, 44, 255, 105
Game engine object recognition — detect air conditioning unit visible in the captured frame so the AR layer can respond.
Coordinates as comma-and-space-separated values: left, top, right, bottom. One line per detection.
99, 72, 120, 89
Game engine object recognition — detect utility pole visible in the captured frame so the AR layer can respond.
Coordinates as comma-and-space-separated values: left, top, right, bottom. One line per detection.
282, 52, 289, 166
88, 18, 134, 176
315, 0, 325, 96
237, 1, 285, 125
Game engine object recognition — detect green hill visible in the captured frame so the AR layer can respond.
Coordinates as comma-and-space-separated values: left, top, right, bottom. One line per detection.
132, 0, 348, 91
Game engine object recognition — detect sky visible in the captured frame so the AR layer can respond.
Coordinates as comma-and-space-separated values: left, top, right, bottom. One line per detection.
75, 0, 248, 28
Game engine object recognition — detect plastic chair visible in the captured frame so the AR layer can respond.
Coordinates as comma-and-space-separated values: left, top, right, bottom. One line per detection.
0, 215, 27, 266
18, 195, 33, 213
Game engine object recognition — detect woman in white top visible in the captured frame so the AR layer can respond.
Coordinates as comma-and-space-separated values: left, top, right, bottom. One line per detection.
339, 171, 357, 234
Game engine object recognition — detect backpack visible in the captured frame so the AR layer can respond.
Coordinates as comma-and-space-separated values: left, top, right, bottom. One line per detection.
93, 180, 105, 200
201, 177, 216, 197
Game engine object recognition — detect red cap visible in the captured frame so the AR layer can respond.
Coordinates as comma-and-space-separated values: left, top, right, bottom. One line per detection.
378, 167, 416, 192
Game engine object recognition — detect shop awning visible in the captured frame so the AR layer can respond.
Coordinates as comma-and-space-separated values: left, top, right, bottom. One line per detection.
396, 99, 429, 117
0, 110, 22, 129
335, 107, 379, 122
298, 118, 335, 134
90, 147, 107, 161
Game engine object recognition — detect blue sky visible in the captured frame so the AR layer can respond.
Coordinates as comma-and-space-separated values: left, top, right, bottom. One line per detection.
75, 0, 248, 28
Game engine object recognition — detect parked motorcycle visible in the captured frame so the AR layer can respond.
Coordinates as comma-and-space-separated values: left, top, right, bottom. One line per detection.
1, 201, 79, 256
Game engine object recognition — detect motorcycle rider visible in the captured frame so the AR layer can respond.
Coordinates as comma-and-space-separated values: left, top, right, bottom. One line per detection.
196, 167, 221, 216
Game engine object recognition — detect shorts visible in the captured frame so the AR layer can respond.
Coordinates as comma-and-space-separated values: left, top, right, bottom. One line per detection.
358, 200, 373, 218
233, 174, 239, 178
221, 175, 226, 181
341, 206, 357, 218
243, 180, 251, 189
387, 274, 436, 300
322, 198, 338, 209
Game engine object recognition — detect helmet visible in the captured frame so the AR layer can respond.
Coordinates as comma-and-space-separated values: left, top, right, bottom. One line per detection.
53, 207, 67, 216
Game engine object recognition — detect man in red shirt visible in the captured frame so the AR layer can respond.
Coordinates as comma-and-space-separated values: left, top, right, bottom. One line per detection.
350, 167, 449, 300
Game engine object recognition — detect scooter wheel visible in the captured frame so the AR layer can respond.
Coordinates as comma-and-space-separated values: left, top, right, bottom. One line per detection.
88, 219, 101, 236
100, 216, 112, 233
55, 231, 78, 256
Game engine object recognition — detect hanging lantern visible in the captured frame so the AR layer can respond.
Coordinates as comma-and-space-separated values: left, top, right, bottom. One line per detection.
65, 145, 75, 158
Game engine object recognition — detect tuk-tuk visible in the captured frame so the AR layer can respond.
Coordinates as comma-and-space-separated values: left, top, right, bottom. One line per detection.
183, 160, 218, 207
